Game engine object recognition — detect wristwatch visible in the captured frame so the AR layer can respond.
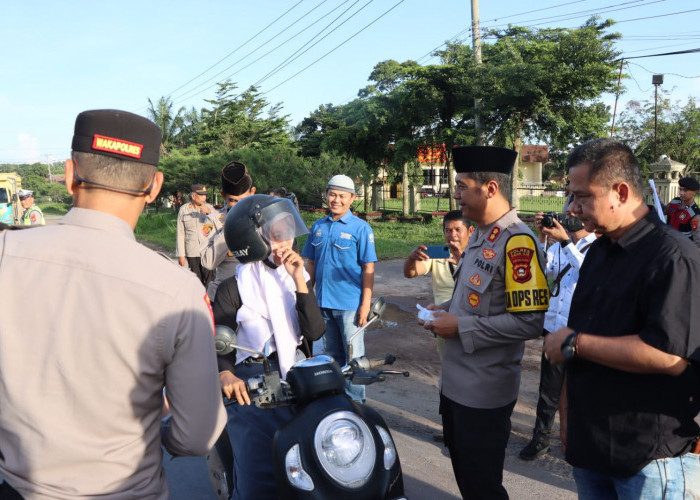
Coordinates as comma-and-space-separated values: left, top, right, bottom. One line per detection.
561, 238, 572, 247
561, 332, 579, 360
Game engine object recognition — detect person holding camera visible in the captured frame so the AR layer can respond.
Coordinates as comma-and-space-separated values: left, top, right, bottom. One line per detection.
519, 210, 595, 461
544, 139, 700, 498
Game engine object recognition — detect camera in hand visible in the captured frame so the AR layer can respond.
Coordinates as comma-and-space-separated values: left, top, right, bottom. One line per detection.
541, 211, 563, 228
541, 212, 585, 233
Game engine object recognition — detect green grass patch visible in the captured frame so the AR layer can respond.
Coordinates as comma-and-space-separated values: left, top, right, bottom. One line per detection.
297, 210, 444, 259
39, 202, 71, 215
134, 210, 178, 251
134, 208, 446, 260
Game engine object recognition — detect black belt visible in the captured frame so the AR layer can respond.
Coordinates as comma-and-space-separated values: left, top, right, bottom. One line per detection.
248, 351, 278, 363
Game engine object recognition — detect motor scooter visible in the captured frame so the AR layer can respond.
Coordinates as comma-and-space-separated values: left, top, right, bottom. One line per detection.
206, 296, 409, 500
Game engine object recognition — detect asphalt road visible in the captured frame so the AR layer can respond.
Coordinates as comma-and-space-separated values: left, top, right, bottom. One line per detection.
164, 259, 577, 499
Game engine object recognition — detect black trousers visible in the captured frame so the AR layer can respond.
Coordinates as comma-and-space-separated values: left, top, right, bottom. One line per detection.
533, 334, 566, 436
186, 256, 214, 288
440, 394, 516, 500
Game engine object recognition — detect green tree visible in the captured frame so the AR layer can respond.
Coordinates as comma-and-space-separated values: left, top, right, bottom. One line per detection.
147, 96, 188, 155
615, 96, 700, 175
198, 81, 292, 155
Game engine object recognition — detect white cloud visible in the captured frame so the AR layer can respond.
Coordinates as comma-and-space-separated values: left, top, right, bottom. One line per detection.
15, 133, 41, 164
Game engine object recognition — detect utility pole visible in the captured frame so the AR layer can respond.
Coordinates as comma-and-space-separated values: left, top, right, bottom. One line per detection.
652, 74, 663, 159
45, 155, 53, 183
471, 0, 483, 145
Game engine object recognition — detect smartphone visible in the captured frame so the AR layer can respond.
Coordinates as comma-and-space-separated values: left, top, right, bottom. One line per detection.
424, 245, 451, 259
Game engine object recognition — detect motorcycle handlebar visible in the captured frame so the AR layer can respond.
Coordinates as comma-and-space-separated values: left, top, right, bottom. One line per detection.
368, 354, 396, 369
349, 355, 396, 371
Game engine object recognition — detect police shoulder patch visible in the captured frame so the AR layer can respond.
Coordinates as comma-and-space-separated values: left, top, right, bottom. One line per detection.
504, 233, 549, 313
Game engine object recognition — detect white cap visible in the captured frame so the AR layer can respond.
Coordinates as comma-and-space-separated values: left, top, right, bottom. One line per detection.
18, 189, 33, 199
326, 174, 355, 194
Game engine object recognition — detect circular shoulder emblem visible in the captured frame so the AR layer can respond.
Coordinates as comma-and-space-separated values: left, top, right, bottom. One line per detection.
468, 292, 480, 307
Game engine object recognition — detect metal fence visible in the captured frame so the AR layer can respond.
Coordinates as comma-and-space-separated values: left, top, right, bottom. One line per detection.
365, 181, 567, 215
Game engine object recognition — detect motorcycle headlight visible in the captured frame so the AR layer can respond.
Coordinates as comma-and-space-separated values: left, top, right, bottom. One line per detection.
284, 443, 314, 491
314, 411, 376, 488
375, 425, 397, 470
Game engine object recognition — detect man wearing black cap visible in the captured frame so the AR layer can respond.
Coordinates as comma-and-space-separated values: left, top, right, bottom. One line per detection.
176, 183, 216, 287
0, 109, 226, 499
421, 146, 547, 499
200, 160, 256, 299
666, 176, 700, 247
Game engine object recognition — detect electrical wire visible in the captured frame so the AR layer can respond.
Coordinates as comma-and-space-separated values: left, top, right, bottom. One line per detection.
261, 0, 407, 95
171, 0, 356, 104
165, 0, 305, 98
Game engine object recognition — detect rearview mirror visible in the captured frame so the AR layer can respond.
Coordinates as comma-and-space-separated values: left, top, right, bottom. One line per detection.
214, 325, 238, 355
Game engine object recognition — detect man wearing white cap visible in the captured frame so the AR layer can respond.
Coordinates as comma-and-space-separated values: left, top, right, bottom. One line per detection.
18, 189, 44, 225
302, 174, 377, 402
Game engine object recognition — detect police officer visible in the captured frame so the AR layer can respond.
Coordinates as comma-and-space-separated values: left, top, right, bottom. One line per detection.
201, 161, 256, 300
176, 183, 216, 286
666, 176, 700, 247
18, 189, 45, 225
421, 146, 547, 499
0, 109, 227, 499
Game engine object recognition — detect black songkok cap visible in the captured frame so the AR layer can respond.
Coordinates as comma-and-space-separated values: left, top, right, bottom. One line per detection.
453, 146, 517, 175
221, 161, 253, 195
679, 177, 700, 191
72, 109, 162, 166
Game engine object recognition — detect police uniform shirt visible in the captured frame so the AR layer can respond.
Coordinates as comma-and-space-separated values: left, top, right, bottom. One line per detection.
176, 201, 216, 257
566, 209, 700, 477
200, 205, 240, 299
442, 208, 546, 409
22, 204, 45, 225
0, 208, 227, 499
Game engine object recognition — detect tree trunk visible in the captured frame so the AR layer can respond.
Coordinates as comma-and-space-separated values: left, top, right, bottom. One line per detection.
402, 161, 410, 215
447, 150, 457, 211
363, 181, 370, 212
511, 135, 522, 210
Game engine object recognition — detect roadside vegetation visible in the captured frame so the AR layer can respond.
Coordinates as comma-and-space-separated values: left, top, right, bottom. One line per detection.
135, 208, 447, 260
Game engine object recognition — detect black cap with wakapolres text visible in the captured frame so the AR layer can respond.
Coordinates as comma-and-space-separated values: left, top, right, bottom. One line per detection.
71, 109, 162, 166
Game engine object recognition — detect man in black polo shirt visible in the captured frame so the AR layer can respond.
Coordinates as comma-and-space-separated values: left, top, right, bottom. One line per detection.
544, 138, 700, 498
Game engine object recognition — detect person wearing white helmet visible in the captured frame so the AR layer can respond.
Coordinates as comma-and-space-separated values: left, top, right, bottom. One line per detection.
18, 189, 44, 225
302, 174, 377, 402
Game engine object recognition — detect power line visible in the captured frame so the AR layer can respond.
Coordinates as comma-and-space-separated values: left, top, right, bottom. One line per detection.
165, 1, 305, 98
262, 0, 407, 95
627, 60, 700, 79
620, 47, 700, 60
170, 0, 356, 104
251, 0, 373, 90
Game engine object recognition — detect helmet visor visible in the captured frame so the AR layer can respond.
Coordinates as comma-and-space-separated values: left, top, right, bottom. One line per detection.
257, 198, 309, 245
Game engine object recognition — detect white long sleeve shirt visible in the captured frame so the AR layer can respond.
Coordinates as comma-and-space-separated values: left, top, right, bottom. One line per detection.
542, 232, 597, 333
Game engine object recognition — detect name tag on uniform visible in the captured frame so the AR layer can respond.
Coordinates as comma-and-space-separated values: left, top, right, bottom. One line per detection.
340, 232, 352, 240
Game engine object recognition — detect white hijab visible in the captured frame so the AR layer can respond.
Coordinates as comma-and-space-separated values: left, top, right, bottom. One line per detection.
235, 260, 310, 378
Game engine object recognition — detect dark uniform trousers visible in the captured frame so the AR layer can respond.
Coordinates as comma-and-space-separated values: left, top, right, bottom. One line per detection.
186, 256, 215, 289
440, 394, 516, 500
534, 330, 565, 436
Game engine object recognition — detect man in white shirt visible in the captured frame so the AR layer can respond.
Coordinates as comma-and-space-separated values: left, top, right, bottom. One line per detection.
519, 210, 596, 460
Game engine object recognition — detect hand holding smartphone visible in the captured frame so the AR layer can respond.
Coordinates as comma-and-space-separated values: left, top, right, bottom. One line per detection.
424, 245, 451, 259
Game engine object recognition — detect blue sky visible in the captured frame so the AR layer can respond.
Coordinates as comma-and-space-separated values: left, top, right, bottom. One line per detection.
1, 0, 698, 164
